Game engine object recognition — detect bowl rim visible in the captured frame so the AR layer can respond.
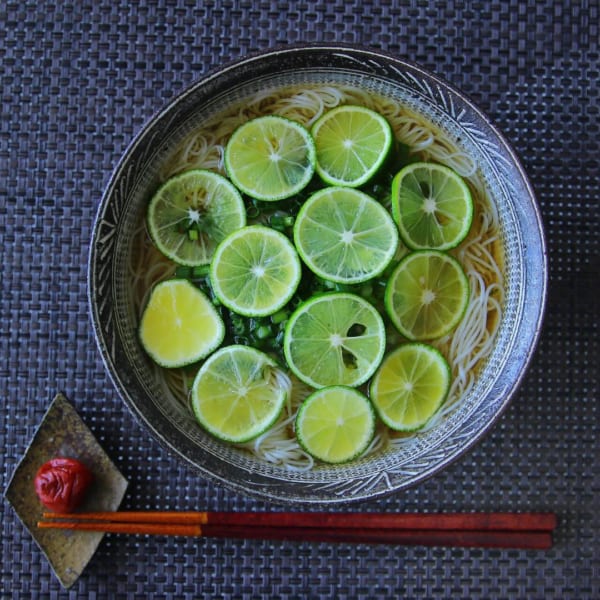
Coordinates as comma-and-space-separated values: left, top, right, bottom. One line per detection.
88, 43, 548, 505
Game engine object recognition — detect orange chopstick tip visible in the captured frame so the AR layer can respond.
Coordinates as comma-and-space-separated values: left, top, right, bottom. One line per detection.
41, 510, 210, 525
38, 520, 203, 536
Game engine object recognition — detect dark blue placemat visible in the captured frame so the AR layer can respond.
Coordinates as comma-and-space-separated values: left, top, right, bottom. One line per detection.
1, 1, 598, 598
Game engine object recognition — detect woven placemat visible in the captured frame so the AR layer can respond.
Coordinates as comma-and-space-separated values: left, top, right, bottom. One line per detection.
1, 0, 598, 598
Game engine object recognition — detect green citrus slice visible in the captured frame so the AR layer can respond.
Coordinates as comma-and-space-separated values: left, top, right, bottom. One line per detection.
283, 292, 386, 388
391, 162, 473, 250
209, 225, 302, 317
295, 386, 376, 464
191, 345, 289, 443
369, 343, 451, 431
385, 250, 470, 340
311, 105, 393, 187
147, 169, 246, 266
139, 279, 225, 368
224, 115, 316, 201
293, 187, 398, 284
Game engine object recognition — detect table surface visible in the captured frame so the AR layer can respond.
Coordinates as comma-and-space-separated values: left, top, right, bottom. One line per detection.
1, 1, 598, 598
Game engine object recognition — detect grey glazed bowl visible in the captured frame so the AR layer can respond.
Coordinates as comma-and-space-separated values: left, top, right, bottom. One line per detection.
89, 45, 547, 505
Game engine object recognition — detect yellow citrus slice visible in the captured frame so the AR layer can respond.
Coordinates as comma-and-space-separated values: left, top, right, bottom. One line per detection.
224, 115, 316, 201
147, 169, 246, 266
384, 250, 470, 340
311, 105, 392, 187
295, 386, 376, 463
293, 187, 398, 284
209, 225, 302, 317
391, 162, 473, 250
191, 345, 289, 443
369, 343, 451, 431
139, 279, 224, 367
283, 292, 386, 388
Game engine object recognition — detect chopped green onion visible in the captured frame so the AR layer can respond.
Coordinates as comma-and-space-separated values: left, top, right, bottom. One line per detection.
334, 282, 353, 292
255, 324, 272, 340
269, 215, 295, 229
358, 283, 373, 298
246, 202, 260, 218
270, 309, 289, 324
231, 315, 247, 335
174, 265, 193, 278
370, 183, 387, 197
274, 329, 285, 346
191, 264, 210, 278
317, 278, 336, 290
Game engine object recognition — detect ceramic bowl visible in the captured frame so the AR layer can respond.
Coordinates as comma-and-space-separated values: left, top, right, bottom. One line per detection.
89, 45, 547, 505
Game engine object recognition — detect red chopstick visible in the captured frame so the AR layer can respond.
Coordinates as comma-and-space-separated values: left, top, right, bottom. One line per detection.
40, 510, 556, 531
38, 511, 556, 549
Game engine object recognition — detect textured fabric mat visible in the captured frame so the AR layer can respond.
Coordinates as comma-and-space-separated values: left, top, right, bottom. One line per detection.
1, 1, 598, 598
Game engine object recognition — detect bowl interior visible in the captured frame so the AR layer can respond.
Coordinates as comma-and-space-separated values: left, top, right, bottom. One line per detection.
89, 46, 546, 504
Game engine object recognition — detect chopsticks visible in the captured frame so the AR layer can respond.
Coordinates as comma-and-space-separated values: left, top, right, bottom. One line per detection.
38, 511, 557, 549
